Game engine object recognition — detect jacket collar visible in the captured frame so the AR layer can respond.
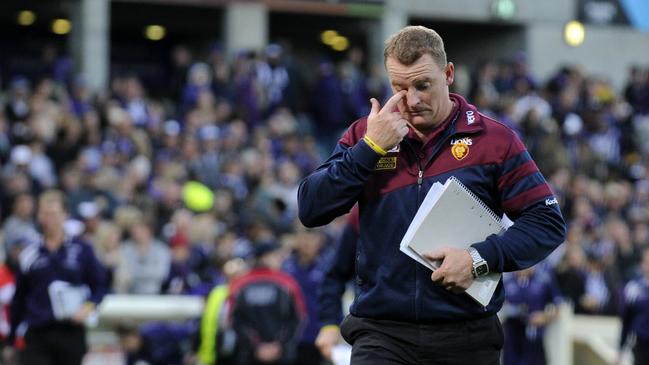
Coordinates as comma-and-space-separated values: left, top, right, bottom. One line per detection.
450, 93, 484, 135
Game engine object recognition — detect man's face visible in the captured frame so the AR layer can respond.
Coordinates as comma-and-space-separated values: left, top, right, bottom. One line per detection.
37, 201, 66, 233
261, 250, 284, 271
386, 54, 454, 131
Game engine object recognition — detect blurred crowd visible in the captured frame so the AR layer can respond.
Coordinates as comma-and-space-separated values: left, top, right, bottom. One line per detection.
1, 40, 649, 364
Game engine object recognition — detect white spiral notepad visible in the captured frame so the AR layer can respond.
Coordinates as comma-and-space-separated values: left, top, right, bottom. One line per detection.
399, 176, 511, 307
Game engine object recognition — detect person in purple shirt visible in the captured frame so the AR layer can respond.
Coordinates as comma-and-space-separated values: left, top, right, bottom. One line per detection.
7, 190, 108, 365
282, 227, 329, 365
618, 247, 649, 365
502, 266, 562, 365
116, 321, 197, 365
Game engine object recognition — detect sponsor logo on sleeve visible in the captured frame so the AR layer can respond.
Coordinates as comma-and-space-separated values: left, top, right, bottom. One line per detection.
545, 197, 558, 206
466, 110, 476, 125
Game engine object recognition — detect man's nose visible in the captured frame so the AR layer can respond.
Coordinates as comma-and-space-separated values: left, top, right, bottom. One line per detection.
406, 88, 420, 107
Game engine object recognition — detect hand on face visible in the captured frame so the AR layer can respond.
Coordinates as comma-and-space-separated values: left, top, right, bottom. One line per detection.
425, 247, 473, 294
364, 90, 410, 152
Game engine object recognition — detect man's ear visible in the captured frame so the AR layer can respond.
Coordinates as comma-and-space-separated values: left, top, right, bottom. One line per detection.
445, 62, 455, 86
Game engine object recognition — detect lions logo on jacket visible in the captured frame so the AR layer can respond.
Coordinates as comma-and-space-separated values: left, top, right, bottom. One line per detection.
450, 137, 472, 161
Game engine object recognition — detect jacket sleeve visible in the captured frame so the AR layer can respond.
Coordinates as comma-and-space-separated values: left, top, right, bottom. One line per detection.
317, 220, 358, 327
298, 139, 381, 228
472, 134, 566, 273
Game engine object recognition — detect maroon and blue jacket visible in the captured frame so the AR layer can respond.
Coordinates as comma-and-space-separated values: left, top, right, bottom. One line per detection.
298, 93, 566, 323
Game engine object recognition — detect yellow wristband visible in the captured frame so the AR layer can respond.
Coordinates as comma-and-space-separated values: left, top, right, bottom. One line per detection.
363, 135, 387, 156
320, 324, 340, 331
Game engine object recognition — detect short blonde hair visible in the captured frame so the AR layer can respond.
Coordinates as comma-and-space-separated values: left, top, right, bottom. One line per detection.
38, 190, 66, 211
384, 25, 447, 68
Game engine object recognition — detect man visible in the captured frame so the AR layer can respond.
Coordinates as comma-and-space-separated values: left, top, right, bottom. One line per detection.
315, 208, 359, 361
618, 247, 649, 365
197, 258, 248, 365
282, 227, 328, 364
8, 190, 108, 365
298, 26, 565, 364
501, 266, 562, 365
113, 220, 171, 294
116, 321, 197, 365
228, 242, 305, 365
2, 193, 39, 257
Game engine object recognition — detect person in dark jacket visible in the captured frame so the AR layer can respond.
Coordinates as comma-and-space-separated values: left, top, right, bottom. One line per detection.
7, 190, 108, 365
116, 321, 197, 365
281, 227, 328, 365
297, 26, 566, 365
618, 247, 649, 365
315, 207, 358, 361
228, 242, 305, 365
502, 266, 562, 365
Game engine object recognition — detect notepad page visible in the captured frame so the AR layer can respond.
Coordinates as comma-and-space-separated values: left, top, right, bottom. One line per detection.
402, 177, 506, 306
399, 181, 445, 270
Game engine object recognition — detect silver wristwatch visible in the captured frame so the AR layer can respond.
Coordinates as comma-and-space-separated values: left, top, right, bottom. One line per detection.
467, 247, 489, 278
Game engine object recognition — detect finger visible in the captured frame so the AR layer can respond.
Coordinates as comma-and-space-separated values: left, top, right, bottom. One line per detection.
382, 90, 406, 112
423, 248, 446, 262
398, 122, 410, 137
430, 268, 444, 282
369, 98, 381, 118
321, 345, 333, 360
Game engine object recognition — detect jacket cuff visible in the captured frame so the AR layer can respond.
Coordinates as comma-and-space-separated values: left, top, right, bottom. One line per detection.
353, 139, 382, 171
471, 234, 502, 273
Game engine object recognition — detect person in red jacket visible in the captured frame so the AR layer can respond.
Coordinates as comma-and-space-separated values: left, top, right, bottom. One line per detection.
227, 242, 305, 365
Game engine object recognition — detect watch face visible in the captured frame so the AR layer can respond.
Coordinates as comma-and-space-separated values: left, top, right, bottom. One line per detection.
475, 264, 489, 276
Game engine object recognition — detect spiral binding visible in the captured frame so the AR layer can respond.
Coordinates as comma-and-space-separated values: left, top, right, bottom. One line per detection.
448, 176, 504, 229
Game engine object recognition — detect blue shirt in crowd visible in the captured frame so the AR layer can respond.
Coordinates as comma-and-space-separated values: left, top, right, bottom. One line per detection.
282, 250, 331, 344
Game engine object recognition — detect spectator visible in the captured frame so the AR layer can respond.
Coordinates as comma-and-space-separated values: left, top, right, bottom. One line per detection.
0, 257, 15, 348
7, 190, 107, 365
1, 193, 39, 256
256, 44, 290, 116
228, 241, 305, 365
315, 208, 358, 361
197, 258, 248, 365
282, 227, 328, 364
114, 221, 171, 295
619, 247, 649, 365
116, 321, 197, 365
502, 266, 562, 365
578, 252, 621, 315
91, 222, 122, 287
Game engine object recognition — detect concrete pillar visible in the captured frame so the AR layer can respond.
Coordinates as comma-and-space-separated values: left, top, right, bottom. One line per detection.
224, 2, 268, 56
367, 0, 407, 67
71, 0, 110, 92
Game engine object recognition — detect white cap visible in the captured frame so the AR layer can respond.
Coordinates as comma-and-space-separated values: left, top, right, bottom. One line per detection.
10, 145, 32, 165
64, 219, 86, 237
78, 201, 99, 219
